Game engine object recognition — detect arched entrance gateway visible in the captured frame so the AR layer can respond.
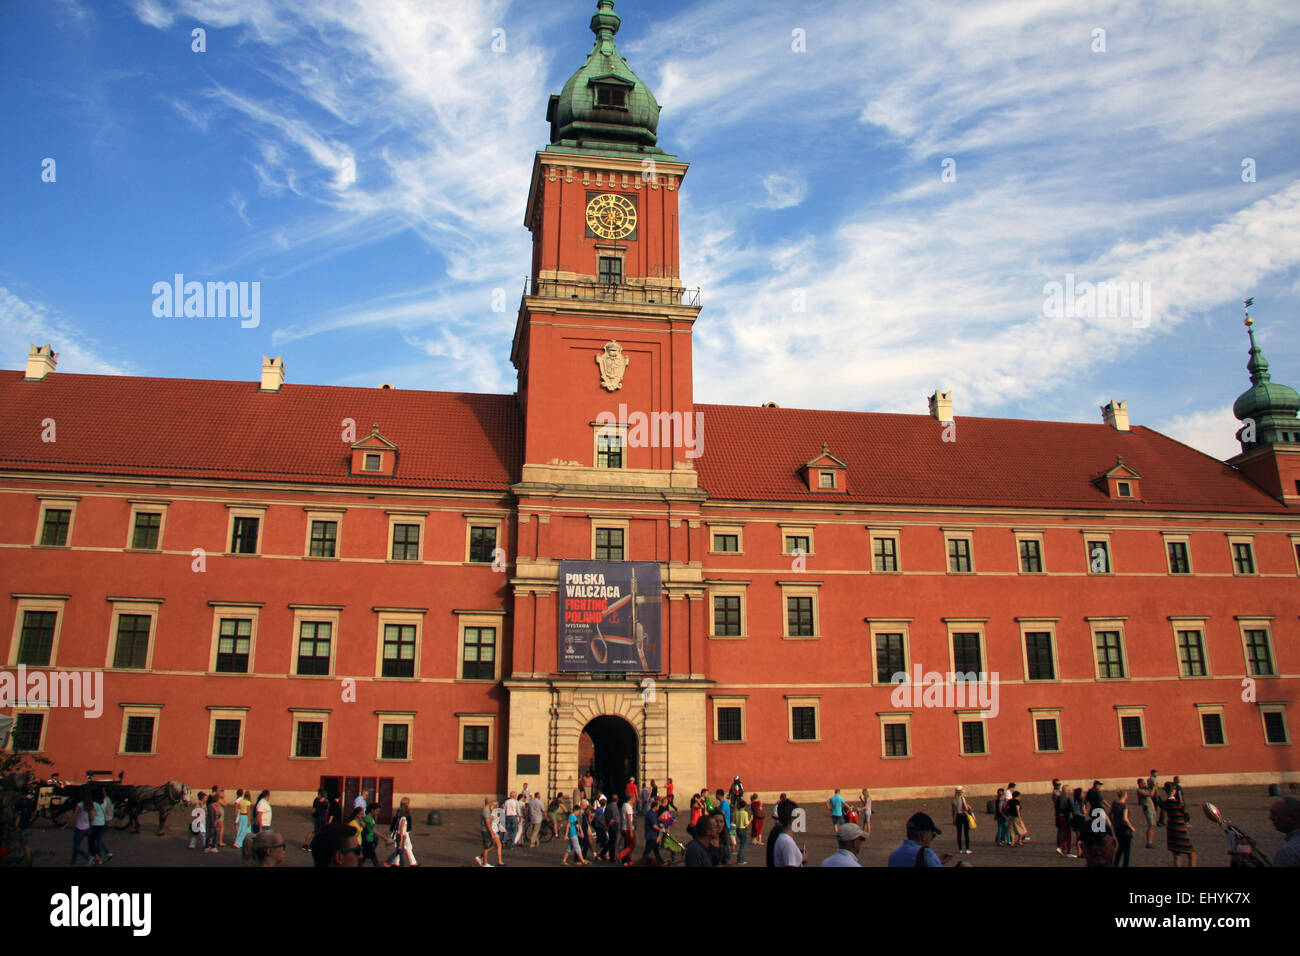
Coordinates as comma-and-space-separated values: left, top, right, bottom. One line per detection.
579, 715, 638, 800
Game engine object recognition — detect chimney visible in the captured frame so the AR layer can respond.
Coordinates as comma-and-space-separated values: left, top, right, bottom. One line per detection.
260, 355, 285, 393
928, 390, 953, 422
24, 344, 58, 381
1102, 400, 1130, 432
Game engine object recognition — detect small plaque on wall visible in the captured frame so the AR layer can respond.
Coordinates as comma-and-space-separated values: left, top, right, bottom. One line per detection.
516, 754, 540, 775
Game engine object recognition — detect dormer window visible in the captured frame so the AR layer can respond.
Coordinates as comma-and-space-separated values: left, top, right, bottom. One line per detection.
350, 423, 399, 477
819, 472, 835, 489
593, 84, 627, 109
1091, 456, 1142, 501
800, 442, 848, 493
1117, 481, 1132, 498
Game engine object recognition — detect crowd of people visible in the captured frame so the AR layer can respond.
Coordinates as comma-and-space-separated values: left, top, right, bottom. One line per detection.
21, 766, 1299, 868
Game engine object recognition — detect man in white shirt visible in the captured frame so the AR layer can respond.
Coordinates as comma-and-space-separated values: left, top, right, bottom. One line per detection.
353, 790, 369, 813
503, 792, 521, 848
772, 801, 806, 867
821, 822, 865, 866
525, 793, 545, 847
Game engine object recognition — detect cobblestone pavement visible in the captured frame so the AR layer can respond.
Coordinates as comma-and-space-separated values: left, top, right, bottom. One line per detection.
22, 785, 1292, 868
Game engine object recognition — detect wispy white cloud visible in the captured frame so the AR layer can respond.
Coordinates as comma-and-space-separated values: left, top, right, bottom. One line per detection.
1160, 405, 1243, 461
0, 287, 130, 376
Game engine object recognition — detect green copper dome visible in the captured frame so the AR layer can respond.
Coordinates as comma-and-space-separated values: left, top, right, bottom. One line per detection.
546, 0, 670, 156
1232, 320, 1300, 451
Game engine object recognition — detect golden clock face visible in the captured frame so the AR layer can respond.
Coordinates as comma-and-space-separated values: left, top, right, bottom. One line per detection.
585, 193, 637, 240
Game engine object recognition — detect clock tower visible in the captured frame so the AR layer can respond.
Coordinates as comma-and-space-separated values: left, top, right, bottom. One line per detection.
506, 0, 710, 801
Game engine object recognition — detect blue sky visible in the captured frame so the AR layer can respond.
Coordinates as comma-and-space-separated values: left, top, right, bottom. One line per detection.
2, 0, 1299, 460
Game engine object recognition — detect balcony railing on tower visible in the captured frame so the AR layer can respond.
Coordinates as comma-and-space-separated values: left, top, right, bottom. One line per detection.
525, 276, 701, 307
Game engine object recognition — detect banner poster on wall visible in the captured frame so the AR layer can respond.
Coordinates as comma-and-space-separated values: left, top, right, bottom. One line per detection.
558, 560, 662, 672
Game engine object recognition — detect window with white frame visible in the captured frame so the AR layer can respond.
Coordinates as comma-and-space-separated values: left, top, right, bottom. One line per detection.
1239, 620, 1276, 677
127, 499, 169, 551
780, 524, 814, 556
119, 705, 162, 755
388, 513, 425, 562
1116, 707, 1146, 749
207, 707, 247, 757
712, 696, 747, 743
226, 505, 266, 555
708, 524, 743, 554
787, 696, 820, 742
1195, 704, 1227, 747
1260, 704, 1289, 745
1163, 534, 1192, 574
304, 509, 344, 558
870, 528, 900, 572
1090, 620, 1128, 679
377, 713, 415, 761
290, 709, 330, 759
958, 711, 988, 755
1170, 619, 1209, 678
292, 606, 340, 676
376, 612, 422, 679
35, 497, 78, 547
1084, 532, 1112, 574
457, 611, 504, 681
1229, 536, 1257, 575
9, 596, 68, 667
1020, 623, 1057, 681
457, 713, 495, 762
708, 583, 748, 639
107, 599, 161, 670
209, 605, 260, 674
1015, 532, 1044, 573
879, 713, 911, 758
781, 583, 821, 639
1031, 708, 1062, 753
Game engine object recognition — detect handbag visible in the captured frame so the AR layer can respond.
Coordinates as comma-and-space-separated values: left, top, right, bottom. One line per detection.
966, 811, 978, 829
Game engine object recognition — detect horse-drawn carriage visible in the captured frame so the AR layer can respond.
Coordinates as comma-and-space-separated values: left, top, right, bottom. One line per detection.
35, 771, 188, 834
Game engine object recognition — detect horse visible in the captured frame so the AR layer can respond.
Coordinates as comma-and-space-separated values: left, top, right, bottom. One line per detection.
120, 781, 189, 834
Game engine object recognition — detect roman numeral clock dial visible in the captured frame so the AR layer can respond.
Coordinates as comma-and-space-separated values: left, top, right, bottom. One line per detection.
585, 193, 637, 240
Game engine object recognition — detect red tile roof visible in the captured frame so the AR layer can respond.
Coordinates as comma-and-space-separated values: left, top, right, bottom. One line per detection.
0, 371, 523, 490
692, 404, 1287, 513
0, 372, 1284, 512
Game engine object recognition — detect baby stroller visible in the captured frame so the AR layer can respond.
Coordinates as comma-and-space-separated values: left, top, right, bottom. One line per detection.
661, 830, 685, 865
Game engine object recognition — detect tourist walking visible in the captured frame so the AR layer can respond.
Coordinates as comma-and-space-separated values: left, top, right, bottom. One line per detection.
1135, 777, 1156, 847
211, 787, 227, 846
619, 791, 637, 863
360, 803, 386, 866
90, 786, 113, 863
525, 791, 545, 848
768, 800, 806, 867
503, 791, 521, 850
254, 790, 273, 834
478, 797, 504, 866
1054, 783, 1074, 856
189, 791, 208, 850
1111, 788, 1134, 867
205, 788, 221, 852
562, 803, 588, 865
386, 797, 417, 866
304, 788, 330, 850
860, 788, 873, 835
827, 788, 847, 833
66, 788, 92, 866
750, 793, 764, 845
952, 786, 973, 854
642, 797, 665, 864
1006, 789, 1027, 847
1161, 782, 1196, 866
994, 787, 1008, 845
233, 789, 252, 848
734, 798, 751, 864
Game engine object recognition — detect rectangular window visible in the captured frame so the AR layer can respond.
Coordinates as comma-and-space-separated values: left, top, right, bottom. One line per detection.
131, 512, 162, 550
594, 527, 624, 561
818, 471, 835, 489
784, 534, 810, 555
791, 706, 817, 741
462, 726, 489, 761
215, 618, 252, 673
363, 453, 382, 471
381, 724, 409, 760
1035, 718, 1060, 752
124, 716, 155, 754
787, 597, 815, 637
714, 596, 742, 637
1019, 539, 1043, 573
1167, 541, 1190, 574
716, 707, 743, 742
948, 537, 972, 573
469, 526, 497, 563
40, 509, 71, 546
1263, 710, 1289, 744
309, 520, 337, 557
961, 721, 986, 755
1232, 542, 1256, 575
1244, 629, 1275, 676
461, 626, 496, 680
1201, 713, 1225, 746
1117, 481, 1132, 497
295, 721, 323, 758
17, 610, 57, 666
1177, 629, 1207, 677
713, 533, 739, 552
1095, 630, 1125, 679
230, 516, 260, 554
596, 430, 624, 468
382, 624, 417, 678
296, 621, 332, 676
883, 723, 909, 757
391, 524, 420, 561
112, 614, 152, 669
952, 632, 982, 675
1087, 539, 1110, 573
872, 536, 898, 572
12, 713, 44, 751
1025, 632, 1055, 681
211, 719, 242, 756
1120, 715, 1145, 748
597, 256, 623, 285
875, 633, 906, 682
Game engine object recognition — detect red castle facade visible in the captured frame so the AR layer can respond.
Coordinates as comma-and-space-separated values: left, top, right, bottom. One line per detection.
2, 2, 1297, 810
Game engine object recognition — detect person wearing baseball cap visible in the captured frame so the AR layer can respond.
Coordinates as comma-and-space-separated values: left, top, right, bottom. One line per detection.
821, 822, 867, 866
887, 812, 949, 867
